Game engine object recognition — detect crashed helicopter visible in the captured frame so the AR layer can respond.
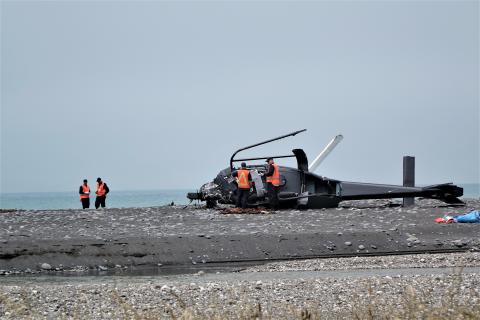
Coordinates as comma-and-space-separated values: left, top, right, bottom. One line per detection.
187, 129, 463, 209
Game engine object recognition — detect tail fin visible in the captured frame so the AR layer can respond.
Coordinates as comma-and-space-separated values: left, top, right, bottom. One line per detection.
421, 183, 464, 204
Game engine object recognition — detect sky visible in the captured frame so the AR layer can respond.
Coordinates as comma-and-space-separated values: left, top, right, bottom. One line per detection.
1, 0, 479, 193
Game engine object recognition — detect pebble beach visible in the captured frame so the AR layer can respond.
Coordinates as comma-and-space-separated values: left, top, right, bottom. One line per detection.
1, 198, 479, 318
1, 252, 480, 319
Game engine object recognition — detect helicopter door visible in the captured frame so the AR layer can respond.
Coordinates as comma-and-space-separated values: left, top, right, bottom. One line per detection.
250, 170, 266, 198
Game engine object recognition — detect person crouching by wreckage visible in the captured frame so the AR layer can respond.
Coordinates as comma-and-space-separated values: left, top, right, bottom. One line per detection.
264, 157, 280, 210
232, 162, 252, 209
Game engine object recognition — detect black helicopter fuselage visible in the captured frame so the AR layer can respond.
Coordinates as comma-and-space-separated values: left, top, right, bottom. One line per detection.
187, 130, 463, 208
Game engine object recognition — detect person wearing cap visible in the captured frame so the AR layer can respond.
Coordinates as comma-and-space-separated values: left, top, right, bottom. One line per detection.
95, 177, 110, 209
232, 162, 252, 209
265, 157, 280, 210
79, 179, 91, 209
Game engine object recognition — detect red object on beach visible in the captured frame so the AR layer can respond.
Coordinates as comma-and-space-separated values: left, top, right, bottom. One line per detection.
435, 217, 446, 223
435, 216, 456, 223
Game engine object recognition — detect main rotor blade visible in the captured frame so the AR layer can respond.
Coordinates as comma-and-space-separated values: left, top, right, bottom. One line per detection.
308, 134, 343, 172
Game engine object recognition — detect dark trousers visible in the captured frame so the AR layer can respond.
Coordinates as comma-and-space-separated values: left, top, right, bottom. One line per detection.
81, 198, 90, 209
236, 188, 250, 209
95, 196, 106, 209
267, 184, 279, 209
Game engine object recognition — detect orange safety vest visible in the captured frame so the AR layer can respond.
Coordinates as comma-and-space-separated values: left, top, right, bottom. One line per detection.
80, 185, 90, 199
237, 169, 251, 189
96, 182, 106, 197
266, 164, 280, 186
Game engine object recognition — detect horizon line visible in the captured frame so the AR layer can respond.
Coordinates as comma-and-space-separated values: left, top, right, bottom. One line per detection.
1, 183, 479, 195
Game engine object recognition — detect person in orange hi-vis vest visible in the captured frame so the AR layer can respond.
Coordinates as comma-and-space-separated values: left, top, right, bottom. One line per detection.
231, 162, 252, 209
79, 179, 90, 209
265, 157, 280, 210
95, 177, 110, 209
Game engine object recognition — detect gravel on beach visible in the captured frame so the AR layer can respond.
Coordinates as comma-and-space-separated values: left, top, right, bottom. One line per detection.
242, 251, 480, 273
1, 252, 480, 319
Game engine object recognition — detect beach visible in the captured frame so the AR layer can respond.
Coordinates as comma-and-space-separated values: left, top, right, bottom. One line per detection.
1, 198, 479, 273
1, 199, 480, 318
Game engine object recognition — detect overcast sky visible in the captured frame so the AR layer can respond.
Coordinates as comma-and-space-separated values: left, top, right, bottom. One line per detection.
1, 0, 478, 193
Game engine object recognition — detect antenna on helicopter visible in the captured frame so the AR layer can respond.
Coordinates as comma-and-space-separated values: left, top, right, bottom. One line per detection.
308, 134, 343, 172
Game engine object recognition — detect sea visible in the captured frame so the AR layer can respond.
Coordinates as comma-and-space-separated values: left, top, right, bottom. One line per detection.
1, 184, 479, 211
0, 189, 193, 210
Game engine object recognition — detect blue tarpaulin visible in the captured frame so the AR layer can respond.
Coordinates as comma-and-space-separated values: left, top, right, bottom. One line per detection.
454, 210, 480, 223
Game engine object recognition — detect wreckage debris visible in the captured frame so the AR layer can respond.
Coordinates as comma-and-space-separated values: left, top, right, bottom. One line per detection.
219, 207, 273, 215
435, 210, 480, 223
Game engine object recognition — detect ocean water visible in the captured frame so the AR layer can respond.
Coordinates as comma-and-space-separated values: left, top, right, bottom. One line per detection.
0, 190, 193, 210
459, 183, 480, 199
1, 184, 478, 211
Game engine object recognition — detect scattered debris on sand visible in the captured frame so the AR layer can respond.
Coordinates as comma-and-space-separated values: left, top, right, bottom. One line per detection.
218, 207, 273, 215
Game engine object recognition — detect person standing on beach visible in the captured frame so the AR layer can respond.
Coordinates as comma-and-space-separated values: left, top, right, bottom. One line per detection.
95, 177, 109, 209
79, 179, 90, 209
232, 162, 252, 209
264, 157, 280, 210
